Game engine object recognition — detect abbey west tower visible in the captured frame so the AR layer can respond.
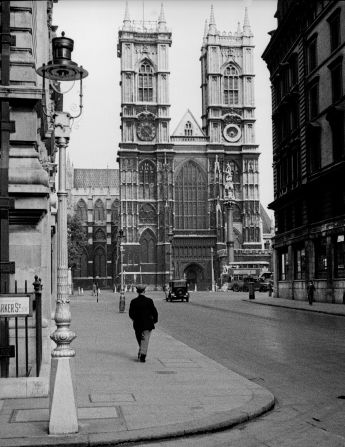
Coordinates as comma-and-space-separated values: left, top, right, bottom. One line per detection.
117, 5, 265, 290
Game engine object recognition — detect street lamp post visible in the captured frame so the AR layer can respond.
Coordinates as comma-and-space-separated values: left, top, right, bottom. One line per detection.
210, 247, 216, 292
36, 32, 88, 435
168, 227, 174, 281
118, 229, 125, 312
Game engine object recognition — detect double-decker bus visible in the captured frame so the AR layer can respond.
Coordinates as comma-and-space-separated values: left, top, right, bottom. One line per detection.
220, 261, 272, 292
221, 261, 271, 282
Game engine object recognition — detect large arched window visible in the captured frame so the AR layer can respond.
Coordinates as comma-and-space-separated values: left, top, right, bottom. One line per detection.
175, 161, 207, 230
140, 230, 156, 264
223, 65, 239, 105
139, 160, 156, 199
76, 199, 87, 222
94, 199, 105, 222
138, 61, 154, 102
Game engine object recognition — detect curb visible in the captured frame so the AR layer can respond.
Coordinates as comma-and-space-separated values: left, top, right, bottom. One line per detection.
243, 299, 345, 317
0, 389, 275, 447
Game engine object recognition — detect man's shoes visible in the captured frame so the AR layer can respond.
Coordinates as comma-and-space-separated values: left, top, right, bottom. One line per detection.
139, 354, 146, 363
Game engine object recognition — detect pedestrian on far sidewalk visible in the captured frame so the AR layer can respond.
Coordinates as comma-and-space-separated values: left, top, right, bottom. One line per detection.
129, 284, 158, 363
307, 280, 315, 305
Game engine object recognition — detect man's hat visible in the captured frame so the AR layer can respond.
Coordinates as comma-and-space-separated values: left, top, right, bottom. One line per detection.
136, 284, 146, 293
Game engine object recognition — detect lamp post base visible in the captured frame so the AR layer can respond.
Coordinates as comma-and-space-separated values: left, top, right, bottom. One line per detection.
119, 291, 125, 313
49, 357, 78, 434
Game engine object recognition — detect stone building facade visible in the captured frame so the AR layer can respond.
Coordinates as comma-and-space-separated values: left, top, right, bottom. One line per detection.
0, 1, 59, 396
66, 162, 120, 290
262, 0, 345, 302
116, 5, 272, 290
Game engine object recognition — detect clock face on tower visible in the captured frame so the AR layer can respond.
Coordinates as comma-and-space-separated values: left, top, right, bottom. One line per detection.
137, 120, 156, 141
223, 123, 241, 143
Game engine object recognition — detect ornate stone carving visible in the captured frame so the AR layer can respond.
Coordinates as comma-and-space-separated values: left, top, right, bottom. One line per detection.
139, 203, 156, 223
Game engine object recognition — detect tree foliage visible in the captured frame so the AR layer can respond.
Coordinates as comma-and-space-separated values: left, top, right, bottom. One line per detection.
67, 214, 88, 270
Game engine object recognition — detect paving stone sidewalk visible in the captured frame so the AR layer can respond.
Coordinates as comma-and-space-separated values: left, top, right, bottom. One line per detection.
0, 291, 274, 447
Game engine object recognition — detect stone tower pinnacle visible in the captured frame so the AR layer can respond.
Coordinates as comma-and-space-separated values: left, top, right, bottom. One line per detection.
243, 7, 252, 36
236, 21, 242, 35
158, 3, 167, 31
208, 5, 217, 35
123, 1, 130, 30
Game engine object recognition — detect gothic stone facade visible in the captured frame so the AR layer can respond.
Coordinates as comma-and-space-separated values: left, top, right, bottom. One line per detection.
116, 5, 271, 290
66, 164, 120, 290
263, 0, 345, 303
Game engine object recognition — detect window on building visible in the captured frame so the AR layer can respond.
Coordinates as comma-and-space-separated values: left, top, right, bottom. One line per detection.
138, 61, 154, 102
328, 9, 341, 52
307, 123, 321, 172
289, 54, 298, 86
175, 161, 207, 230
307, 37, 317, 73
223, 65, 239, 105
279, 249, 289, 280
184, 121, 193, 136
76, 199, 87, 222
315, 237, 328, 278
94, 199, 105, 221
308, 81, 319, 119
139, 160, 156, 200
327, 110, 345, 162
294, 245, 306, 279
329, 58, 343, 103
335, 234, 345, 278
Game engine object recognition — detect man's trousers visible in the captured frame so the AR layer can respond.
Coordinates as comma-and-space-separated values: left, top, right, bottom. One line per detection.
135, 329, 152, 356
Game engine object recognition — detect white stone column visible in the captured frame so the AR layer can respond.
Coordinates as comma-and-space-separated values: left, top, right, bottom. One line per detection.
49, 112, 78, 435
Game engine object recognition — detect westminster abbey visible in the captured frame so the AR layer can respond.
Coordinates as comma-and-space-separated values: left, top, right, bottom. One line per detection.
68, 5, 272, 291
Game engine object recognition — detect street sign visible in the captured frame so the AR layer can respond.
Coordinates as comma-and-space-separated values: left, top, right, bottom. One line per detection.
0, 294, 32, 317
0, 261, 15, 274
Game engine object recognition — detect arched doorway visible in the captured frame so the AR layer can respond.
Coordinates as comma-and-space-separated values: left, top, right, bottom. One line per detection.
184, 264, 205, 291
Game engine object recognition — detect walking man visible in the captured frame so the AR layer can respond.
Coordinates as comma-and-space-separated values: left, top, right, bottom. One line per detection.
307, 280, 315, 305
129, 284, 158, 363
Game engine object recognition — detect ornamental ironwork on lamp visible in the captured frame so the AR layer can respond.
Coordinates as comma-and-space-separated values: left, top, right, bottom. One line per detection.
36, 31, 88, 435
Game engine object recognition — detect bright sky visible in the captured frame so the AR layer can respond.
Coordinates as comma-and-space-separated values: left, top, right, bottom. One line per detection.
53, 0, 277, 214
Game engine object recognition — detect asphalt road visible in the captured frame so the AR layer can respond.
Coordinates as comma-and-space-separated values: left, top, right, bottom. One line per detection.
142, 291, 345, 447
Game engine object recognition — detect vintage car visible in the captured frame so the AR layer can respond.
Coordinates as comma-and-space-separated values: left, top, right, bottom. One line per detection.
166, 280, 190, 302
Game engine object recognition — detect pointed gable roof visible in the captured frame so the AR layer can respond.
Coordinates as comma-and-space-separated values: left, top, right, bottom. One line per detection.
172, 109, 205, 137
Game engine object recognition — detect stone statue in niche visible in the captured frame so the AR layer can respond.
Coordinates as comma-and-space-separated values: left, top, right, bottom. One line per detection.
224, 162, 235, 201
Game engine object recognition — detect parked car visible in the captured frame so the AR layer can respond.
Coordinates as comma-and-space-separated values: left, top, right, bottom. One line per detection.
228, 275, 268, 292
166, 280, 190, 302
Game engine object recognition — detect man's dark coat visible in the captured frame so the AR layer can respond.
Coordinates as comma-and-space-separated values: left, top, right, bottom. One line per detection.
129, 294, 158, 332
